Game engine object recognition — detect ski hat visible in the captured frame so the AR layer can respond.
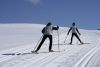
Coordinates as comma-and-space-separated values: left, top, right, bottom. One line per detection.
72, 22, 75, 26
47, 22, 52, 26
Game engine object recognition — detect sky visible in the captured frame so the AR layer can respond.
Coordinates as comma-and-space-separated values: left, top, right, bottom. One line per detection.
0, 0, 100, 29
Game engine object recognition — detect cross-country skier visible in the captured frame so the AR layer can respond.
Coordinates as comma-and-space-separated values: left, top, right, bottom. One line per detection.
32, 22, 59, 53
67, 22, 83, 44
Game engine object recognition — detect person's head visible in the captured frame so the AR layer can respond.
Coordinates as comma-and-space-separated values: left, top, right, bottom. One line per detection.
46, 22, 52, 26
72, 22, 75, 26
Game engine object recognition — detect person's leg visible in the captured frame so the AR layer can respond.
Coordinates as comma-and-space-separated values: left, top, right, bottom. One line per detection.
70, 33, 74, 44
48, 35, 53, 51
35, 35, 47, 52
75, 33, 83, 44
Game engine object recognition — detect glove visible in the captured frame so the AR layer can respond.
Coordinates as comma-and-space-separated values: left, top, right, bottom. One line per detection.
57, 25, 59, 30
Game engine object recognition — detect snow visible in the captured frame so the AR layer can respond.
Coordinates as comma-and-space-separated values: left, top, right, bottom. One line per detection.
0, 24, 100, 67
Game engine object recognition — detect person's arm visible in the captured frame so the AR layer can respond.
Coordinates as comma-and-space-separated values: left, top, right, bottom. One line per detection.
76, 28, 81, 35
52, 25, 59, 30
41, 27, 45, 34
67, 27, 72, 35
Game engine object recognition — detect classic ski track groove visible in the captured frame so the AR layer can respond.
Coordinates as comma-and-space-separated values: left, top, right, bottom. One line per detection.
74, 34, 100, 67
40, 49, 72, 67
8, 46, 68, 67
10, 43, 80, 67
1, 42, 89, 67
0, 51, 26, 63
24, 49, 71, 67
0, 47, 32, 63
0, 45, 67, 67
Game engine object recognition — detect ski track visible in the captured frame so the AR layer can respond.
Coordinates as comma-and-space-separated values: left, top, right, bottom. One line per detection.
41, 46, 84, 67
2, 45, 82, 67
0, 45, 68, 67
1, 44, 91, 67
0, 32, 66, 67
24, 47, 71, 67
74, 33, 100, 67
0, 47, 32, 63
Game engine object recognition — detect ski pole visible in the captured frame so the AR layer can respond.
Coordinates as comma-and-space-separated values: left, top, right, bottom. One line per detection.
57, 30, 60, 51
33, 35, 43, 51
64, 35, 68, 43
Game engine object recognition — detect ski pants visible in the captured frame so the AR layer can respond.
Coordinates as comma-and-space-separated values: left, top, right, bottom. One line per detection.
70, 33, 82, 44
36, 35, 52, 51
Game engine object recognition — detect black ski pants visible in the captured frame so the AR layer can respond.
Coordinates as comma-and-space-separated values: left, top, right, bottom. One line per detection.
70, 33, 82, 44
36, 35, 52, 51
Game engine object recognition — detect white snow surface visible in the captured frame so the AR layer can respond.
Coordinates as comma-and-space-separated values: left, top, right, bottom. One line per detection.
0, 24, 100, 67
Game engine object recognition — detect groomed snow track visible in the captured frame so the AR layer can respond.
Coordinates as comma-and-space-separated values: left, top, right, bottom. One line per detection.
0, 24, 100, 67
74, 33, 100, 67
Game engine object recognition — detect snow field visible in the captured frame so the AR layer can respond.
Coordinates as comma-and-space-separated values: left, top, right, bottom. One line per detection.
0, 24, 100, 67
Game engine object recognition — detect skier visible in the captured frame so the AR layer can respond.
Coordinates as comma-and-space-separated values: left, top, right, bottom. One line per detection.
32, 22, 59, 53
67, 22, 83, 44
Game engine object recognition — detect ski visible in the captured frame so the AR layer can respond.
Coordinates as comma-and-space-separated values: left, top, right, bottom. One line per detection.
63, 43, 90, 45
78, 43, 90, 45
2, 52, 38, 56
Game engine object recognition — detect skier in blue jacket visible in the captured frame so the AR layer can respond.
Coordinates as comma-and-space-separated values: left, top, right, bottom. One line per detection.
67, 22, 83, 44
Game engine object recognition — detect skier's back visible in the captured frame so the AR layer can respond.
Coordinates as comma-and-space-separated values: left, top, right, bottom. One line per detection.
32, 22, 59, 53
67, 22, 83, 44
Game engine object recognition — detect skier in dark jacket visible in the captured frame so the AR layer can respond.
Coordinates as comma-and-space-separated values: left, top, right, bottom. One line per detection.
67, 22, 83, 44
32, 22, 59, 53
